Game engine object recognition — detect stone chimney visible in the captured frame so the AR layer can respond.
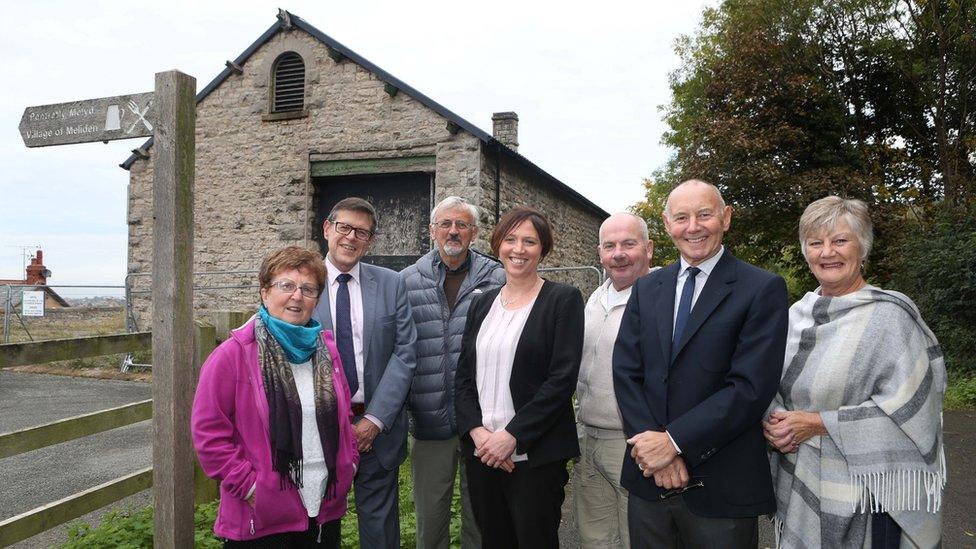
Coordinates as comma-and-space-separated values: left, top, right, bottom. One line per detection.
492, 112, 519, 152
25, 250, 51, 285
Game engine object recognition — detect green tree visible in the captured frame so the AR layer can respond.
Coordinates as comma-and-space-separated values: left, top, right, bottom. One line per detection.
631, 175, 679, 267
637, 0, 976, 284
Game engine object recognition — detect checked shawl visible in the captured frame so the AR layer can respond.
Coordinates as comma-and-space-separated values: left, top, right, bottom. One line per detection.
769, 286, 945, 548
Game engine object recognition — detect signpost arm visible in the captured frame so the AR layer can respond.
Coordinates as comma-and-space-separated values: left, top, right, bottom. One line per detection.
151, 69, 196, 549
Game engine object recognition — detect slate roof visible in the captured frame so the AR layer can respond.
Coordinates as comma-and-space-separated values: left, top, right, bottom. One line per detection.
120, 10, 608, 219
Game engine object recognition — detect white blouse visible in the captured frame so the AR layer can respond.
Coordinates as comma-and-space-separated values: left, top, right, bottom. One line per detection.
290, 359, 329, 517
475, 294, 537, 462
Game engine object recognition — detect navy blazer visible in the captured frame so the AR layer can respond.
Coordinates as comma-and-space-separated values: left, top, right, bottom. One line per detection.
612, 251, 788, 517
455, 280, 584, 467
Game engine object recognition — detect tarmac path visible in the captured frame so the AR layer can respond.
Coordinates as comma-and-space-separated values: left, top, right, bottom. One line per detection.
0, 371, 152, 548
1, 370, 973, 547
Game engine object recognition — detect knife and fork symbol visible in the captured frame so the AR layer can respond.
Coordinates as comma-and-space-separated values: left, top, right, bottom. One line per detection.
126, 99, 153, 133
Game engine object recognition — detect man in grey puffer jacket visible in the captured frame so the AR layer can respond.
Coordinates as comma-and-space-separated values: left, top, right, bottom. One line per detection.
400, 196, 505, 549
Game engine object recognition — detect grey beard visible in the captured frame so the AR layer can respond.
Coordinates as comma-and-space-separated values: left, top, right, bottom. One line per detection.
442, 243, 465, 256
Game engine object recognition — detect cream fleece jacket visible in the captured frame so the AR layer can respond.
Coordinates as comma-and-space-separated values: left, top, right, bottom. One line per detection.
576, 278, 629, 437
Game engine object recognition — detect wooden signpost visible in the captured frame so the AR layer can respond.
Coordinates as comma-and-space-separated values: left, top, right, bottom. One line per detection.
19, 92, 155, 147
18, 71, 197, 548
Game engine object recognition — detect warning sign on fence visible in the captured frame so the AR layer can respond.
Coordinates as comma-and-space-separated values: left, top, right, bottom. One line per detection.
21, 291, 45, 316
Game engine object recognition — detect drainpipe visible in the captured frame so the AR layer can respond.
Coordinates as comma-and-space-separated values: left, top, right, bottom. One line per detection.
494, 143, 501, 224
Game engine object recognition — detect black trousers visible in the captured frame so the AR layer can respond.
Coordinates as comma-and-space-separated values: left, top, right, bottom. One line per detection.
224, 517, 340, 549
872, 512, 902, 549
466, 458, 569, 549
627, 492, 757, 549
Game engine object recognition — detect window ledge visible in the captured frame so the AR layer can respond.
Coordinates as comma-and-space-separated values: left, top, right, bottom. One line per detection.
262, 109, 309, 122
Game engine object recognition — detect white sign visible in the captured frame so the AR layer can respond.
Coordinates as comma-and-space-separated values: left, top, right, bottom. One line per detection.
22, 290, 45, 316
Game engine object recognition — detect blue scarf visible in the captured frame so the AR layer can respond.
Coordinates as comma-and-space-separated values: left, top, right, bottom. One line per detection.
257, 305, 322, 363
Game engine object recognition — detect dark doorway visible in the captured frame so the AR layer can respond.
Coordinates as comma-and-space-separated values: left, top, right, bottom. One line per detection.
313, 172, 432, 271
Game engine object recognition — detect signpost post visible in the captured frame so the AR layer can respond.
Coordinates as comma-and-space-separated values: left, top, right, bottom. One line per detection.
19, 70, 197, 548
148, 70, 196, 549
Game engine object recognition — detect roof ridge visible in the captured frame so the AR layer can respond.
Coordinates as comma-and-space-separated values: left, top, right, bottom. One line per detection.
119, 10, 607, 218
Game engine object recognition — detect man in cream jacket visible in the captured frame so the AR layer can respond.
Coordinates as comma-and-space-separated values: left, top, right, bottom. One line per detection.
575, 212, 655, 549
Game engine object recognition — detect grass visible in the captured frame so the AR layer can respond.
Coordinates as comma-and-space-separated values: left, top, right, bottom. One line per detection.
57, 455, 464, 548
0, 307, 126, 343
945, 374, 976, 410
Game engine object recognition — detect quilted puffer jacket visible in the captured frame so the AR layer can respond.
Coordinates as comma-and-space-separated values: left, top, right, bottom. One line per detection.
400, 249, 505, 440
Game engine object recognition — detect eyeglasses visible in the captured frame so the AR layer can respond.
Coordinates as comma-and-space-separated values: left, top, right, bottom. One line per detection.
659, 479, 705, 500
432, 219, 474, 231
270, 280, 320, 298
331, 220, 374, 241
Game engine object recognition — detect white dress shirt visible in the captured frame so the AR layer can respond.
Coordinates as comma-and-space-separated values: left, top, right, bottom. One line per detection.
324, 256, 365, 403
672, 246, 725, 329
475, 294, 537, 462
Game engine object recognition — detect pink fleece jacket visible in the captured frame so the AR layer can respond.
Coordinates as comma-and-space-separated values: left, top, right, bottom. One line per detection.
191, 317, 359, 541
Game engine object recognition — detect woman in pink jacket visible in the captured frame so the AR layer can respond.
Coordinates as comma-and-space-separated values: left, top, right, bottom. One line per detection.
192, 246, 359, 548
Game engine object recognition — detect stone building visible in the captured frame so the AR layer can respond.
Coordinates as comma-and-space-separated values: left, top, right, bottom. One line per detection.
121, 10, 607, 325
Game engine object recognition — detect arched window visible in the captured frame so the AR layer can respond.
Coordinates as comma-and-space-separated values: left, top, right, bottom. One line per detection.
272, 52, 305, 112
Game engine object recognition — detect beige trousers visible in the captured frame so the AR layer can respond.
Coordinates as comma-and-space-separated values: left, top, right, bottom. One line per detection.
411, 436, 481, 549
573, 432, 630, 548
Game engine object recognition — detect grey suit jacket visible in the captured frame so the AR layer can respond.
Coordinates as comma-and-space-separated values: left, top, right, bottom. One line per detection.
313, 261, 418, 470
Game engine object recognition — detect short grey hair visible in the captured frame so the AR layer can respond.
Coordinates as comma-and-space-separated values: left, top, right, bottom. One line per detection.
430, 196, 479, 226
663, 179, 726, 218
600, 212, 650, 244
798, 196, 873, 260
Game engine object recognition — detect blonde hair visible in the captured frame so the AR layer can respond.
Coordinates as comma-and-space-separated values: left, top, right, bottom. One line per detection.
798, 196, 873, 260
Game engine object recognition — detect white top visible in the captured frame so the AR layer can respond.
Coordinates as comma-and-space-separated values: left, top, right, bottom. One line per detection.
475, 294, 537, 462
672, 246, 725, 329
603, 282, 633, 311
324, 256, 365, 404
290, 359, 329, 517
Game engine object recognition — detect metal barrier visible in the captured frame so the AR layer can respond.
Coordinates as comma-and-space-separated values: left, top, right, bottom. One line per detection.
124, 270, 259, 332
2, 284, 126, 344
121, 266, 605, 336
538, 265, 604, 290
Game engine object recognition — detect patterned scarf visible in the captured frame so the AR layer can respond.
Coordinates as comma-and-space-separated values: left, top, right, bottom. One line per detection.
770, 286, 946, 548
255, 314, 341, 499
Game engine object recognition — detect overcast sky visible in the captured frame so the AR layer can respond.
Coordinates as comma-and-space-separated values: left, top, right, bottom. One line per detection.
0, 0, 710, 294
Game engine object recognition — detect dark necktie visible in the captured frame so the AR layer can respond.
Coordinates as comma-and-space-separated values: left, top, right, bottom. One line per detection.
672, 266, 701, 348
335, 273, 358, 397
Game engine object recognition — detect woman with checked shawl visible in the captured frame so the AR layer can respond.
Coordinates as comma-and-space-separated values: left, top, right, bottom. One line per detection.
764, 197, 945, 548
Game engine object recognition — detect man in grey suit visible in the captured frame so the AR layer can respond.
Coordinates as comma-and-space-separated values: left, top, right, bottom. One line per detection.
313, 197, 417, 548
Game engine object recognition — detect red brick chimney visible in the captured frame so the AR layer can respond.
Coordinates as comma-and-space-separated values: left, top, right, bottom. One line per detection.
25, 250, 51, 285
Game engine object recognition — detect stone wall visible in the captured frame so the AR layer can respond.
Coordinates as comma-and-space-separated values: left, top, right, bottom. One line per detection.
126, 29, 485, 323
478, 148, 605, 294
126, 26, 605, 324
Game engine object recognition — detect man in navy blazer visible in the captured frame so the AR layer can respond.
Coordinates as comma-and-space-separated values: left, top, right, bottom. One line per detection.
312, 197, 417, 548
612, 180, 788, 548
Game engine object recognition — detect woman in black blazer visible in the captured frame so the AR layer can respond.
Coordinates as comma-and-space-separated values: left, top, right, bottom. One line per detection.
454, 207, 584, 548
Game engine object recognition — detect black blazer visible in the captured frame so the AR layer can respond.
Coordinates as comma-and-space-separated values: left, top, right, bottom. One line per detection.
455, 280, 584, 467
612, 251, 788, 517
